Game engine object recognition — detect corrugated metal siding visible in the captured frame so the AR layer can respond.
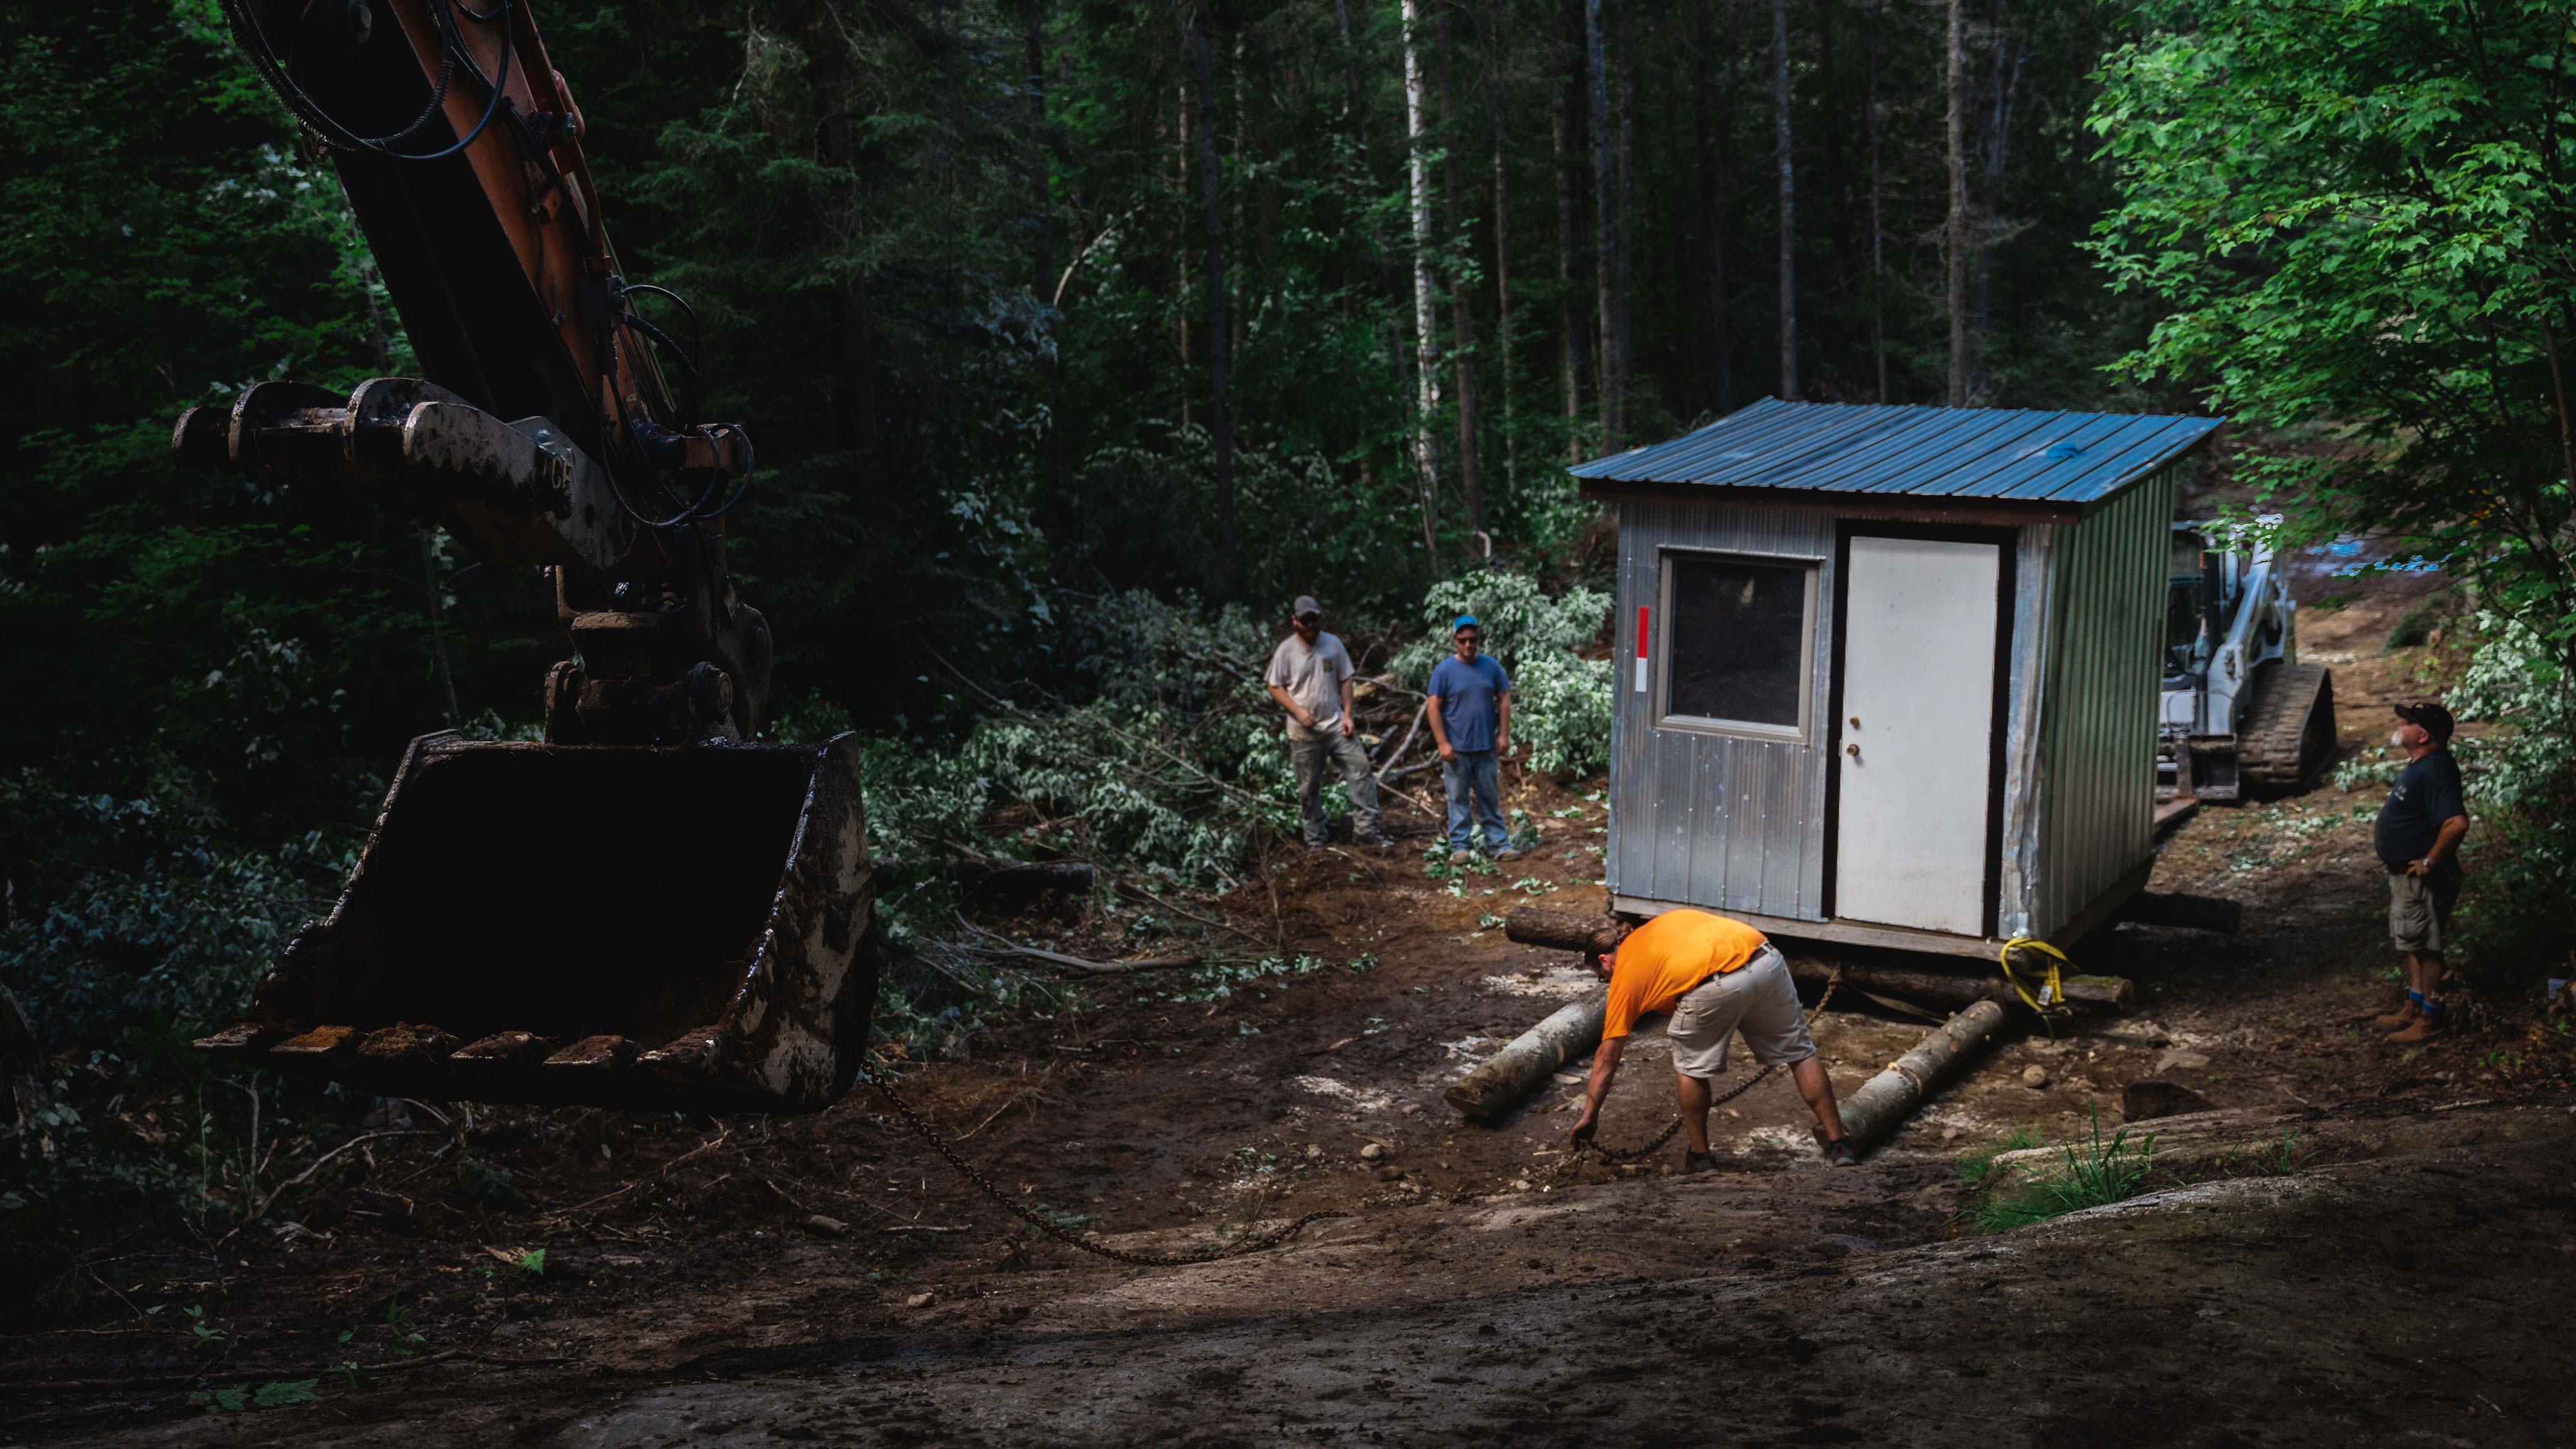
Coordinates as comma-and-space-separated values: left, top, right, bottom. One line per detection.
2027, 460, 2180, 936
1610, 499, 1836, 920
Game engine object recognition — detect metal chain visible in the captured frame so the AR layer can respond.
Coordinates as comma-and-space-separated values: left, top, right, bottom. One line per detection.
1563, 967, 1843, 1171
858, 1069, 1345, 1268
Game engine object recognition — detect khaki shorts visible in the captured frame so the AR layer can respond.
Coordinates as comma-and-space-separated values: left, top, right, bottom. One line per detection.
2389, 865, 2463, 953
1664, 944, 1815, 1080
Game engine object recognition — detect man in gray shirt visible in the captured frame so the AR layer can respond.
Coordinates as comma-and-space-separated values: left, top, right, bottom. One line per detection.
1264, 596, 1389, 850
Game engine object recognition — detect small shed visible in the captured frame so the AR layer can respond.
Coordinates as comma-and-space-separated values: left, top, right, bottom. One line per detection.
1571, 398, 2223, 958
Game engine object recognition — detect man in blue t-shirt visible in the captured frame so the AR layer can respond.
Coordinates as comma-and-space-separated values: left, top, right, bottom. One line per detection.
2371, 700, 2470, 1043
1426, 614, 1519, 865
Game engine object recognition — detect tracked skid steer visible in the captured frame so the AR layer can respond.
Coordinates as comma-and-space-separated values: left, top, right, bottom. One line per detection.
177, 0, 875, 1111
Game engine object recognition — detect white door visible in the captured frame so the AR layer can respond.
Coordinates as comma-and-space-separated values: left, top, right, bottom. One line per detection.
1835, 535, 2002, 935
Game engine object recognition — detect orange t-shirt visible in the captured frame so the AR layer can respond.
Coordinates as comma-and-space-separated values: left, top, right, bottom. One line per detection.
1601, 909, 1767, 1040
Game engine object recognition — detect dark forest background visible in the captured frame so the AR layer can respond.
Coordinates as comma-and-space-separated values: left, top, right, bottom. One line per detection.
8, 0, 2576, 1184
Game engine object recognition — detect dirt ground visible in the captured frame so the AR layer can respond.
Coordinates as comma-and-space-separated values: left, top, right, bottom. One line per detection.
5, 548, 2573, 1446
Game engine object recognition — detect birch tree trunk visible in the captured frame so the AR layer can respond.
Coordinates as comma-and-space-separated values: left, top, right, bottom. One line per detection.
1401, 0, 1442, 559
1586, 0, 1622, 450
1402, 0, 1442, 559
1440, 12, 1485, 540
1945, 0, 1968, 406
1772, 0, 1796, 400
1186, 4, 1236, 581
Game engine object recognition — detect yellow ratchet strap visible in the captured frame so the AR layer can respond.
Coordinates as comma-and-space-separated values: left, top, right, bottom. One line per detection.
1998, 936, 2072, 1021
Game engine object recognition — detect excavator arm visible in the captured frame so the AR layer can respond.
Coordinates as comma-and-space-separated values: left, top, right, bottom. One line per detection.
177, 0, 765, 744
178, 0, 877, 1113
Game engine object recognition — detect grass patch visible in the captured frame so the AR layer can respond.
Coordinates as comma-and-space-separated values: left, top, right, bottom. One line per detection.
1963, 1111, 2155, 1233
1954, 1126, 2041, 1191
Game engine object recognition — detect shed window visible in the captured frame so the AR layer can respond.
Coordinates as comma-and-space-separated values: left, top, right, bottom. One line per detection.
1660, 553, 1815, 734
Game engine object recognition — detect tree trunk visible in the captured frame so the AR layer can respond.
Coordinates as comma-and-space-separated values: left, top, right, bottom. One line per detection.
1492, 105, 1519, 502
1772, 0, 1796, 399
1441, 12, 1485, 540
1175, 80, 1192, 431
1186, 6, 1236, 586
1833, 1001, 2008, 1154
1614, 33, 1634, 431
1026, 0, 1062, 496
1945, 0, 1968, 406
1974, 20, 2024, 399
1552, 86, 1584, 463
1446, 994, 1605, 1119
1586, 0, 1621, 448
1866, 0, 1886, 401
1499, 909, 2131, 1012
1694, 1, 1734, 416
1402, 0, 1443, 559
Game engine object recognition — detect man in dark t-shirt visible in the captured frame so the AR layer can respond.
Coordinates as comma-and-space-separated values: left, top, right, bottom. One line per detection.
2371, 701, 2470, 1043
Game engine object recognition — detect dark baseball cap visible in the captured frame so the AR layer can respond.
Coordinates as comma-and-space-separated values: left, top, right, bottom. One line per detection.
2396, 701, 2454, 743
1292, 595, 1323, 620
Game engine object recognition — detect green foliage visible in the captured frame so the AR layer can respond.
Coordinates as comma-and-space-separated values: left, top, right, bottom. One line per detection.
453, 1157, 528, 1211
2094, 1, 2576, 667
191, 1379, 320, 1415
1964, 1112, 2155, 1233
2382, 595, 2453, 654
2, 775, 355, 1048
2447, 616, 2576, 987
1953, 1125, 2042, 1191
1391, 570, 1613, 775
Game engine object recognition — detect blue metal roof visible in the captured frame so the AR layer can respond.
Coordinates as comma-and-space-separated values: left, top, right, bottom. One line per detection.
1570, 398, 2222, 509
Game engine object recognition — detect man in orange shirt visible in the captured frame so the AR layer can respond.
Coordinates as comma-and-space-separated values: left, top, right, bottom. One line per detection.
1568, 908, 1858, 1172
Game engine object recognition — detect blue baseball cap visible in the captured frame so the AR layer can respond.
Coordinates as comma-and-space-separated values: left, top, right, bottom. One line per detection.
1452, 614, 1480, 632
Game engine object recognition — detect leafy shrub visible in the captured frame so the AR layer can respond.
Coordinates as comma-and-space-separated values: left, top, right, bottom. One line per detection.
1, 774, 356, 1050
2445, 614, 2576, 991
1390, 569, 1613, 775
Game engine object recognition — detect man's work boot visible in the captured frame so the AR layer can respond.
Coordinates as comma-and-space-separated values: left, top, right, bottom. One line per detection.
1448, 848, 1473, 866
1825, 1138, 1862, 1168
2372, 997, 2423, 1032
1356, 828, 1395, 852
1494, 846, 1524, 862
1678, 1150, 1718, 1175
2386, 1014, 2447, 1045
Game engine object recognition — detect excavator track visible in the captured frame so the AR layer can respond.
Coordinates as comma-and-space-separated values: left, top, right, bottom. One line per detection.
2238, 661, 2337, 796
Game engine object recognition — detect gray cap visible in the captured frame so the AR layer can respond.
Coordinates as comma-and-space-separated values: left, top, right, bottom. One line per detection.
1292, 595, 1323, 620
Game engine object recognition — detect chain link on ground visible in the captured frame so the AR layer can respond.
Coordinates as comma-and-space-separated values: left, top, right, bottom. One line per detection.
1556, 967, 1843, 1178
860, 1070, 1345, 1267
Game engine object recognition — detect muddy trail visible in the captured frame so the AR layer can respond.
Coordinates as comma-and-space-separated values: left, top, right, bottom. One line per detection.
6, 560, 2575, 1446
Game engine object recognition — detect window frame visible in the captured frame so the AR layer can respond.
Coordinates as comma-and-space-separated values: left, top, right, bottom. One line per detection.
1652, 547, 1821, 743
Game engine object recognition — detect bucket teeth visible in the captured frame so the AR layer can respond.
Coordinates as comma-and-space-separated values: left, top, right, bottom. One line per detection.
194, 1021, 293, 1057
357, 1023, 460, 1066
449, 1031, 558, 1089
545, 1035, 638, 1075
271, 1024, 364, 1061
640, 1029, 735, 1086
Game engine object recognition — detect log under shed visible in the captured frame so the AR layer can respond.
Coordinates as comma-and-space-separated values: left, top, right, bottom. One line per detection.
1572, 399, 2224, 959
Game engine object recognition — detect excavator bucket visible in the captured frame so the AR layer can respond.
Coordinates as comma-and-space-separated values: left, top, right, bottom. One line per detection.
192, 733, 876, 1114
